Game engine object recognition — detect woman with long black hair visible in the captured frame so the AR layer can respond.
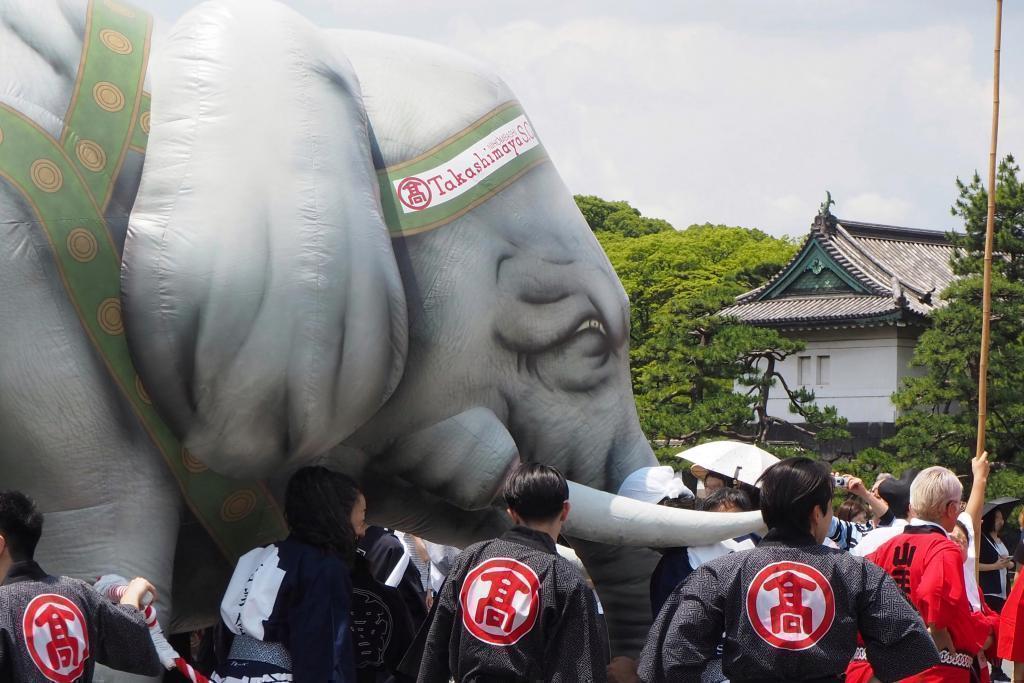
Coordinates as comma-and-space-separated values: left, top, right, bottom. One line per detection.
981, 509, 1014, 614
212, 466, 367, 682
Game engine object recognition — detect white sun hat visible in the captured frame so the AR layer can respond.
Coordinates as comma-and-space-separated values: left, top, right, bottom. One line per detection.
617, 466, 694, 504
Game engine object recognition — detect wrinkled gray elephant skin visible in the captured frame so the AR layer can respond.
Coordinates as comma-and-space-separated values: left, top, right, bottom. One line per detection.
0, 1, 763, 676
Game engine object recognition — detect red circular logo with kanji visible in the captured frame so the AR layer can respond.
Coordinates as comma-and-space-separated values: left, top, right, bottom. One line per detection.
459, 557, 540, 646
397, 176, 433, 211
746, 561, 835, 650
22, 594, 90, 683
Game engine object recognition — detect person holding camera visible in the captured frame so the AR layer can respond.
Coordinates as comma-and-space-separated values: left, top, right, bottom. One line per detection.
826, 473, 893, 551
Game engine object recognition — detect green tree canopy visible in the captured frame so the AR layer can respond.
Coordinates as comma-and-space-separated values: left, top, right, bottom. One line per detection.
576, 194, 674, 237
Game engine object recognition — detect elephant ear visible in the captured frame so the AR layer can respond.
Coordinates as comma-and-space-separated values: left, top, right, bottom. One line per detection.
122, 0, 407, 477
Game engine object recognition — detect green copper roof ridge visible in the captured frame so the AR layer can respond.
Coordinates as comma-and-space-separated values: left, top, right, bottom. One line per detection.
755, 237, 871, 301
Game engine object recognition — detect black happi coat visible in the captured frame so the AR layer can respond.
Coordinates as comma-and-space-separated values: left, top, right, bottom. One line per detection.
638, 529, 939, 683
350, 553, 416, 683
417, 526, 608, 683
360, 527, 428, 628
0, 561, 160, 682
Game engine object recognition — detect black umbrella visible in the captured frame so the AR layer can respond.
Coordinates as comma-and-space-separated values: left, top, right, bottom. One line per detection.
982, 496, 1021, 518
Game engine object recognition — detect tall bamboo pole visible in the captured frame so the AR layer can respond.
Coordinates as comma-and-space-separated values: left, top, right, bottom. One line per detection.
976, 0, 1003, 460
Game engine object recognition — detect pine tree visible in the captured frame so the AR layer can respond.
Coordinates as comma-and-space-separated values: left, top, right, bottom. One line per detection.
861, 156, 1024, 495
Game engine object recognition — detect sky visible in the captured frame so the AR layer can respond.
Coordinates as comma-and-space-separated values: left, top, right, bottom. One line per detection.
144, 1, 1024, 238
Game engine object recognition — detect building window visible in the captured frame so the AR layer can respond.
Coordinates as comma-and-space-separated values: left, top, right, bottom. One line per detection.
817, 355, 831, 385
797, 356, 812, 385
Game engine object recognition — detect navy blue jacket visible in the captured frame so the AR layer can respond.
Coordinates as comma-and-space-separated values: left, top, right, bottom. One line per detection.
220, 536, 357, 682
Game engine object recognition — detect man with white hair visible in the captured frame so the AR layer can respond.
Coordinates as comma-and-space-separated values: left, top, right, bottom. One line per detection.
847, 466, 991, 683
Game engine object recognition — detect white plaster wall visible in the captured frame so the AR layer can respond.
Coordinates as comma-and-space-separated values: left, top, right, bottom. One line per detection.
758, 326, 923, 423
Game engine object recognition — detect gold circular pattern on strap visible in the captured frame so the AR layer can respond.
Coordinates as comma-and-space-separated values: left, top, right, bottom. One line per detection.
140, 111, 151, 135
221, 490, 257, 522
103, 0, 135, 17
93, 82, 125, 113
97, 297, 123, 335
30, 159, 63, 192
75, 139, 107, 172
135, 375, 152, 405
181, 448, 208, 473
66, 228, 98, 262
99, 28, 133, 55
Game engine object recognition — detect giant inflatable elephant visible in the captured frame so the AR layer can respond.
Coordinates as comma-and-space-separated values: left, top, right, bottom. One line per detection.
0, 0, 763, 678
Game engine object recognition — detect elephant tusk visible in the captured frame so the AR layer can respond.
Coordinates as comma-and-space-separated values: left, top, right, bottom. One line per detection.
563, 481, 766, 548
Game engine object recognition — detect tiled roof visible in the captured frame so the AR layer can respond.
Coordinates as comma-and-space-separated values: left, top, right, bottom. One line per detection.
724, 215, 956, 327
721, 295, 903, 326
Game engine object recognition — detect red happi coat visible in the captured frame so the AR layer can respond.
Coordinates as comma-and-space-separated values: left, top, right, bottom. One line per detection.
998, 569, 1024, 662
846, 523, 992, 683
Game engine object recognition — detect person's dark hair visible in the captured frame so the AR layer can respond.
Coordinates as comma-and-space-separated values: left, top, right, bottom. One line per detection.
285, 467, 361, 562
982, 508, 1004, 536
955, 519, 970, 538
877, 472, 913, 519
701, 487, 752, 513
738, 481, 761, 509
0, 491, 44, 561
836, 498, 868, 522
757, 457, 833, 534
503, 463, 569, 523
659, 495, 695, 510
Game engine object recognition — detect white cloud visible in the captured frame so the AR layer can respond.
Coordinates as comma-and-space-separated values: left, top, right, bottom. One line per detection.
444, 17, 1005, 236
842, 193, 914, 225
770, 195, 805, 215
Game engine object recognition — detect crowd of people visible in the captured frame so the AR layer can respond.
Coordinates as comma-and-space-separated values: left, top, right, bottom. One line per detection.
3, 455, 1024, 682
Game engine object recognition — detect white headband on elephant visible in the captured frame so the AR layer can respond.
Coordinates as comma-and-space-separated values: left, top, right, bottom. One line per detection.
376, 101, 550, 237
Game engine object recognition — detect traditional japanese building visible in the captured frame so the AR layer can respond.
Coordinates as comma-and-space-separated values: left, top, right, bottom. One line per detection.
720, 204, 956, 450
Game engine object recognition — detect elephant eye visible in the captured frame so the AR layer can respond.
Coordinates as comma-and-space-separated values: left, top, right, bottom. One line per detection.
573, 318, 607, 336
560, 314, 612, 362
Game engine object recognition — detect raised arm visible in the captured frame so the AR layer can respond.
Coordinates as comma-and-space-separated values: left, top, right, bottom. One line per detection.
965, 451, 989, 570
846, 475, 891, 523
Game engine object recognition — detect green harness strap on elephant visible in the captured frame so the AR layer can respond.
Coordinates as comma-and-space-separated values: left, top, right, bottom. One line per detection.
377, 101, 549, 236
0, 0, 287, 562
58, 0, 150, 209
129, 92, 151, 154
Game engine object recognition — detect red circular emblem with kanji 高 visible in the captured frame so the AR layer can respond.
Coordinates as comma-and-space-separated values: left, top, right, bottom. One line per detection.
745, 561, 835, 651
22, 593, 90, 683
397, 176, 433, 211
459, 557, 540, 646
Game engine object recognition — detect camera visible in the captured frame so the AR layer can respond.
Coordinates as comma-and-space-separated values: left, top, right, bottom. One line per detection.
834, 476, 848, 488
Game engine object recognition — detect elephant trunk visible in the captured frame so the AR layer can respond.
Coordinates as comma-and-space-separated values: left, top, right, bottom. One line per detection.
563, 482, 764, 547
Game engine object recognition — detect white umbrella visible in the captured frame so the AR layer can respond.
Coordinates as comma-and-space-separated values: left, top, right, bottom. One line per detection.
675, 441, 779, 487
